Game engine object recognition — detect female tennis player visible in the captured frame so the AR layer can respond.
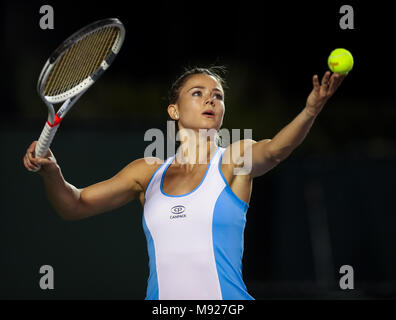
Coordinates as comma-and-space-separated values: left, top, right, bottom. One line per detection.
23, 66, 345, 300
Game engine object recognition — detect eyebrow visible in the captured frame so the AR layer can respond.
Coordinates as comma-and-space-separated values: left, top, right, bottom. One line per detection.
188, 86, 223, 94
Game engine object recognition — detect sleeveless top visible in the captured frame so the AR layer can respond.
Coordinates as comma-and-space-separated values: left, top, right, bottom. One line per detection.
142, 146, 254, 300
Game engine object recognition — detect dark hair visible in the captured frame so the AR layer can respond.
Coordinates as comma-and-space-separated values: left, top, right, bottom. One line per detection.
168, 66, 227, 104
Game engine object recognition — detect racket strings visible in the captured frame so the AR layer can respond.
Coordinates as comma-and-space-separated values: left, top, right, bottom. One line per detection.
43, 26, 119, 97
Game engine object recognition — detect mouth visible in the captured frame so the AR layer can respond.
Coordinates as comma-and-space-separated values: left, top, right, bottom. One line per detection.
202, 110, 215, 118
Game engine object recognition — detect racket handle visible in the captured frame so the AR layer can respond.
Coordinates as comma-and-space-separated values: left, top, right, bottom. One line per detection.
33, 122, 60, 172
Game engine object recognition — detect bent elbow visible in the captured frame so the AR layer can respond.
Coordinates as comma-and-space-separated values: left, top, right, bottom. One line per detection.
57, 203, 84, 221
58, 211, 80, 221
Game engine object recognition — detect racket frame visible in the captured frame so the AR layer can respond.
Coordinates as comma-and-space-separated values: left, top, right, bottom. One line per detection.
34, 18, 125, 162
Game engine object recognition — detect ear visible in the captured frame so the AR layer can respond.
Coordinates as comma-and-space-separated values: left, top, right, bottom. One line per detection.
167, 104, 179, 120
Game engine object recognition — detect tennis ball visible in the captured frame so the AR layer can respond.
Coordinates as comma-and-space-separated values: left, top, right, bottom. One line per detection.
328, 48, 354, 74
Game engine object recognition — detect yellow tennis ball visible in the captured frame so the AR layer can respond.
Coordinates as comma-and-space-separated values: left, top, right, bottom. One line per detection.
328, 48, 354, 74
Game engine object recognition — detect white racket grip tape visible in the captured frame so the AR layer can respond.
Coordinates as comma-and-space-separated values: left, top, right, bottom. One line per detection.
33, 122, 59, 171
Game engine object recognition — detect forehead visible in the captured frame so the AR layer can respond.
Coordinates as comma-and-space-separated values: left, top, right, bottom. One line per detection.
182, 73, 223, 91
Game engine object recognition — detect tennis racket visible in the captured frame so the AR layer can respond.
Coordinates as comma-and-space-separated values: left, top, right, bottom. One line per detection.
33, 18, 125, 171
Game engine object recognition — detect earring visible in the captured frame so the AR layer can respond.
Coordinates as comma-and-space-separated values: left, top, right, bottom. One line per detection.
175, 114, 179, 120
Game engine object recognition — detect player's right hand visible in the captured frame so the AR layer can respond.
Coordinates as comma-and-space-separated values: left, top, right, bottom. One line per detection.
23, 141, 59, 174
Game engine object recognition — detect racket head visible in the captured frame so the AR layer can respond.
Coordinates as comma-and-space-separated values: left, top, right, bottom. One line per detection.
37, 18, 125, 105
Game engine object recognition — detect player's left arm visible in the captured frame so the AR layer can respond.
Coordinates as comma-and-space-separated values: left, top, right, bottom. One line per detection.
241, 72, 346, 178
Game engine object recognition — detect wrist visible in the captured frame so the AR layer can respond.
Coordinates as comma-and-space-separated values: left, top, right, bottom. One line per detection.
303, 105, 320, 119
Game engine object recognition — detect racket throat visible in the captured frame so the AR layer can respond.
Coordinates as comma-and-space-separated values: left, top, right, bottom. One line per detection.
47, 113, 63, 127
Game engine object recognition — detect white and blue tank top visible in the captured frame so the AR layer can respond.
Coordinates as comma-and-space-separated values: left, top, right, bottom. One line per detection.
142, 146, 254, 300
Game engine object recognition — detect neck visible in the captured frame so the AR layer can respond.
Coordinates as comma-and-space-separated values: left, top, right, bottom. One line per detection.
175, 130, 218, 168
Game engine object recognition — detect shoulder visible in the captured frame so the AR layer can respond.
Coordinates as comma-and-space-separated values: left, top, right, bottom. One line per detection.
124, 156, 164, 175
222, 139, 258, 166
128, 156, 164, 168
221, 139, 272, 177
224, 139, 258, 153
118, 156, 164, 187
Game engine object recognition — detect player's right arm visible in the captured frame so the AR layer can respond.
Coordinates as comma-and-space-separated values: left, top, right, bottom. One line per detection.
23, 141, 156, 221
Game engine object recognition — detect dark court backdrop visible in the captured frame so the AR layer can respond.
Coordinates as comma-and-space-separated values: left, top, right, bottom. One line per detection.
1, 1, 395, 299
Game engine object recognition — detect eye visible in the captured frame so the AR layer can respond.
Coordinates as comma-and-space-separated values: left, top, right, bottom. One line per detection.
192, 90, 202, 97
214, 93, 224, 100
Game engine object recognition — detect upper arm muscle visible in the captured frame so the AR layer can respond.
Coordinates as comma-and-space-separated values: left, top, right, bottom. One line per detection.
250, 139, 280, 178
74, 157, 156, 219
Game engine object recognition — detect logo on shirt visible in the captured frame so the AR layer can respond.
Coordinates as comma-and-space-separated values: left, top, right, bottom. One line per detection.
170, 205, 186, 219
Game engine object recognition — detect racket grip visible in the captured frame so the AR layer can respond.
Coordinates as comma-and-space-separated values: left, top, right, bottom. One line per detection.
33, 122, 59, 171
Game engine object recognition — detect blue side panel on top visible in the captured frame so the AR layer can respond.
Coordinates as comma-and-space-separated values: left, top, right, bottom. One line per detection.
212, 186, 254, 300
142, 213, 159, 300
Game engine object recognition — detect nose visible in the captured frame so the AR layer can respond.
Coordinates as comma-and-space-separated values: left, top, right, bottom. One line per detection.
205, 96, 215, 106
